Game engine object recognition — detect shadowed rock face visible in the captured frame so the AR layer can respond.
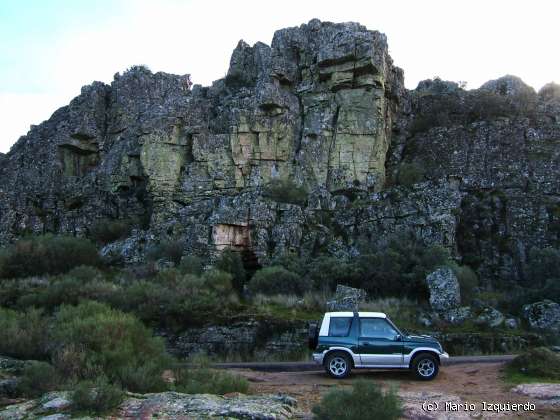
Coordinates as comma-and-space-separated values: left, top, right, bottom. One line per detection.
0, 20, 559, 285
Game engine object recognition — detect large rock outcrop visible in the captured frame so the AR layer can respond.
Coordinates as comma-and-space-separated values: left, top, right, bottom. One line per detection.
0, 20, 559, 287
0, 391, 298, 419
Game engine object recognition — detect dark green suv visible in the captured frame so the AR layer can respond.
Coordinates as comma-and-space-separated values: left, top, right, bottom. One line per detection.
309, 311, 448, 380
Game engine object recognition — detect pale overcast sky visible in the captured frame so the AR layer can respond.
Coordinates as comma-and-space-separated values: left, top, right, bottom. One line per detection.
0, 0, 558, 153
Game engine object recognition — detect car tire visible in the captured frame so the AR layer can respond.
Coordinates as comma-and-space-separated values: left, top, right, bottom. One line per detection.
412, 353, 439, 380
325, 352, 352, 379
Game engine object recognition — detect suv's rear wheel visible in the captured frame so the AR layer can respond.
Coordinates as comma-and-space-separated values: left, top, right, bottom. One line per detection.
412, 353, 439, 380
325, 352, 352, 379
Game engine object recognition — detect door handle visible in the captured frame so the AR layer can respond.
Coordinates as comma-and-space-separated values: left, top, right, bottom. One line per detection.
362, 341, 371, 346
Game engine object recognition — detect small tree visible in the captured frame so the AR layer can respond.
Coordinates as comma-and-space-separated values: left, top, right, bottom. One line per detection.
215, 249, 246, 294
247, 266, 311, 296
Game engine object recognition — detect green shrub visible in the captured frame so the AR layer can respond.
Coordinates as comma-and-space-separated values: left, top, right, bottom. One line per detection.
312, 380, 402, 420
17, 274, 118, 311
50, 301, 171, 392
453, 265, 479, 304
0, 235, 101, 279
174, 355, 249, 394
174, 367, 249, 394
248, 266, 311, 296
146, 240, 184, 265
111, 271, 229, 328
397, 162, 425, 187
306, 256, 360, 291
355, 234, 451, 300
526, 247, 560, 288
215, 250, 246, 294
0, 307, 48, 360
270, 254, 308, 276
202, 269, 234, 294
507, 347, 560, 381
72, 376, 123, 414
111, 280, 179, 326
90, 219, 133, 245
263, 179, 308, 206
178, 255, 204, 275
66, 265, 104, 282
16, 361, 61, 397
467, 90, 516, 122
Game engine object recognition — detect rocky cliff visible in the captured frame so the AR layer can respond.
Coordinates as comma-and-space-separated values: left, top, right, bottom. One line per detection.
0, 19, 559, 287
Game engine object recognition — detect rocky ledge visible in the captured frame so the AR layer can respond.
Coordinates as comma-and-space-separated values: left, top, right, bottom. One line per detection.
0, 391, 297, 419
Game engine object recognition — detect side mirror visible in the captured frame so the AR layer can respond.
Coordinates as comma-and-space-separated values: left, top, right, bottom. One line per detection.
395, 334, 402, 342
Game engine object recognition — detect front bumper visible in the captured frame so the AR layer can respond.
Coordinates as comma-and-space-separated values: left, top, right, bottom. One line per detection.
312, 352, 324, 365
440, 352, 449, 359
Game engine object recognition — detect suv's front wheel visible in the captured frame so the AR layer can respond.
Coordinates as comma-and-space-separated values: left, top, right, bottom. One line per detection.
412, 353, 439, 380
325, 352, 352, 379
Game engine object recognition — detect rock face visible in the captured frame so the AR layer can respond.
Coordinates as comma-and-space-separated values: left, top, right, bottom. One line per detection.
326, 284, 367, 311
0, 391, 297, 419
426, 268, 461, 312
0, 20, 559, 287
166, 319, 308, 359
474, 307, 505, 328
523, 300, 560, 333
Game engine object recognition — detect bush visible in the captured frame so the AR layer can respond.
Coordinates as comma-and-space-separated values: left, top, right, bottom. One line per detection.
306, 256, 360, 291
174, 355, 249, 394
16, 361, 61, 397
526, 247, 560, 288
215, 250, 246, 293
202, 269, 234, 294
174, 368, 249, 394
270, 254, 308, 276
453, 265, 479, 304
50, 301, 171, 392
507, 347, 560, 381
111, 271, 231, 328
178, 255, 204, 276
467, 90, 516, 123
66, 265, 103, 282
355, 235, 451, 300
72, 376, 123, 414
397, 162, 425, 187
0, 307, 48, 360
90, 219, 133, 245
146, 240, 184, 265
17, 275, 118, 311
248, 266, 311, 296
263, 179, 308, 206
312, 380, 402, 420
0, 235, 101, 279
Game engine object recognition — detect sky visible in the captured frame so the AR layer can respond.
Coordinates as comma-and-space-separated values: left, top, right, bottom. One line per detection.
0, 0, 558, 153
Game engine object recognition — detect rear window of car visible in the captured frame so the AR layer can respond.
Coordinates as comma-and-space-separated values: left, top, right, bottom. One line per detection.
328, 317, 352, 337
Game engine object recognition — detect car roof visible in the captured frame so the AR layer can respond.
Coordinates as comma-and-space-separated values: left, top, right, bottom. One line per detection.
326, 311, 387, 318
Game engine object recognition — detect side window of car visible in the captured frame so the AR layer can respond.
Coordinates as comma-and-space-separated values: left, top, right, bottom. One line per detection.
328, 317, 353, 337
360, 318, 398, 340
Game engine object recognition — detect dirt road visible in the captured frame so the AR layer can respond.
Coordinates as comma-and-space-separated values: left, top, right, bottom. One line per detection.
231, 362, 559, 419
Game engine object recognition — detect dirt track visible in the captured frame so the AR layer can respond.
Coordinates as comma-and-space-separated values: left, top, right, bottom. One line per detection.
232, 362, 560, 419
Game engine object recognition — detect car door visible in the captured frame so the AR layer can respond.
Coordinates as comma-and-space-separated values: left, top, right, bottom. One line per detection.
357, 318, 403, 366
